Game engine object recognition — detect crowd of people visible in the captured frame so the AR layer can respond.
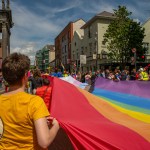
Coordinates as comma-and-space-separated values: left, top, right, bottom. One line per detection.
23, 66, 150, 95
0, 52, 150, 149
1, 65, 150, 94
48, 66, 150, 84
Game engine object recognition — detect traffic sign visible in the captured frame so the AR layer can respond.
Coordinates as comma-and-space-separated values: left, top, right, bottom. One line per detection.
132, 48, 136, 53
131, 57, 135, 62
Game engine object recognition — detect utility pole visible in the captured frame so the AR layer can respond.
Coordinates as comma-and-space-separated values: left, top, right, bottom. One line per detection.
132, 48, 137, 71
95, 32, 98, 71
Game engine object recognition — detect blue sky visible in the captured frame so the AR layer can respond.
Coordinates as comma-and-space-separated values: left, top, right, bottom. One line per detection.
1, 0, 150, 64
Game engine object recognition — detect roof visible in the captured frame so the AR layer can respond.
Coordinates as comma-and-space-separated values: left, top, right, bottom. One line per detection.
55, 19, 85, 40
81, 11, 115, 29
43, 45, 55, 51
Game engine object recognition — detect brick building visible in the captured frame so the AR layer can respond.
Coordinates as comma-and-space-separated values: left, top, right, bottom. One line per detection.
55, 19, 85, 72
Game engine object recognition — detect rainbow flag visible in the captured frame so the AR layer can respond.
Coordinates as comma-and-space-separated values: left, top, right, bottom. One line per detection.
60, 76, 88, 89
49, 77, 150, 150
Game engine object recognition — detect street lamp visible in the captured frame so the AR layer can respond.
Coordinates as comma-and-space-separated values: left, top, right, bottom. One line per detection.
132, 48, 137, 71
95, 32, 98, 71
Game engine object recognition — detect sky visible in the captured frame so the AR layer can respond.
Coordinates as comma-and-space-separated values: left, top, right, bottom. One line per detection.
1, 0, 150, 64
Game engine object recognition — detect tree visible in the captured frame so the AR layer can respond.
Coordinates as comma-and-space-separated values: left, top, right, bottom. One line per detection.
127, 21, 145, 62
104, 5, 145, 68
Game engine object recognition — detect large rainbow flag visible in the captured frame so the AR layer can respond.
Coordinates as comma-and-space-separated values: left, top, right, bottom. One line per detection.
48, 77, 150, 150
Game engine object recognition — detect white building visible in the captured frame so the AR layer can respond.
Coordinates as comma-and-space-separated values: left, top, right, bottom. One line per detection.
142, 19, 150, 61
71, 11, 115, 72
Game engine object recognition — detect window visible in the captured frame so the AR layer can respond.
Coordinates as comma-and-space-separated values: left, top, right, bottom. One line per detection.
65, 45, 67, 53
68, 31, 70, 39
62, 47, 64, 54
88, 26, 92, 38
85, 47, 87, 52
65, 56, 67, 64
102, 40, 106, 45
89, 43, 92, 56
89, 43, 92, 50
81, 47, 84, 54
90, 51, 92, 56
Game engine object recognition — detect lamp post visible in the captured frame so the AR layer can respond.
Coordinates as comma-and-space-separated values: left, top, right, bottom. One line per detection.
95, 32, 98, 71
132, 48, 136, 71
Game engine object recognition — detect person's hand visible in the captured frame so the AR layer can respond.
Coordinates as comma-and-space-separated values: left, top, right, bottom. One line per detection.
51, 118, 60, 131
46, 116, 59, 130
46, 116, 53, 126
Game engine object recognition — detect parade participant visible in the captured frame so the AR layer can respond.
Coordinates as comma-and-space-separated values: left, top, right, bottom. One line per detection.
130, 68, 136, 80
27, 70, 36, 94
36, 78, 52, 109
120, 70, 127, 81
57, 69, 63, 78
33, 69, 43, 93
85, 72, 91, 84
76, 71, 81, 81
0, 53, 59, 149
138, 68, 149, 81
107, 71, 115, 80
63, 70, 69, 77
81, 72, 86, 83
71, 72, 76, 79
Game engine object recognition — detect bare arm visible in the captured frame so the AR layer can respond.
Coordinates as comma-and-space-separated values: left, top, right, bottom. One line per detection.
34, 117, 59, 149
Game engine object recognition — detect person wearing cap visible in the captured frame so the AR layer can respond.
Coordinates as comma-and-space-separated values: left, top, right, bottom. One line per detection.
138, 68, 149, 81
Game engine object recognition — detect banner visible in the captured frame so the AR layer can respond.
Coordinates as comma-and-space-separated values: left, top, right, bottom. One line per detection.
80, 55, 86, 64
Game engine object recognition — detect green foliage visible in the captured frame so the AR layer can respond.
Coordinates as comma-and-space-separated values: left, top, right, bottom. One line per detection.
30, 65, 36, 70
104, 5, 146, 65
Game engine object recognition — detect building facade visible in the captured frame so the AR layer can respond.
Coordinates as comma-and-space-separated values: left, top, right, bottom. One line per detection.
142, 19, 150, 62
0, 0, 13, 60
71, 11, 115, 72
35, 45, 55, 71
0, 0, 13, 72
55, 19, 85, 72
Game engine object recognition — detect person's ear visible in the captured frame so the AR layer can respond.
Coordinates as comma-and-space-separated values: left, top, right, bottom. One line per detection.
22, 73, 28, 84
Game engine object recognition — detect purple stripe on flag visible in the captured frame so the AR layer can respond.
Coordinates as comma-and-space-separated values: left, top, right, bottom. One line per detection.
94, 77, 150, 99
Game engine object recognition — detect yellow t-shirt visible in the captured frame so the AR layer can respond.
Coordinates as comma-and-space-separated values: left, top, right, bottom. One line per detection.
0, 92, 50, 150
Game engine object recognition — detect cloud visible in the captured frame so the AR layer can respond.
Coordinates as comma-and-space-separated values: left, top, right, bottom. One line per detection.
133, 18, 140, 23
9, 0, 83, 65
78, 0, 114, 14
10, 2, 62, 64
35, 0, 81, 16
11, 42, 36, 64
9, 0, 150, 65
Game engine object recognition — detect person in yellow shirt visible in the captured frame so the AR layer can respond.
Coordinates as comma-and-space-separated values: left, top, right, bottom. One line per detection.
0, 53, 59, 149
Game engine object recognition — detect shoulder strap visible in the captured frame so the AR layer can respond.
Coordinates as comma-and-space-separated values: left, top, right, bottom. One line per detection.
42, 86, 49, 99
